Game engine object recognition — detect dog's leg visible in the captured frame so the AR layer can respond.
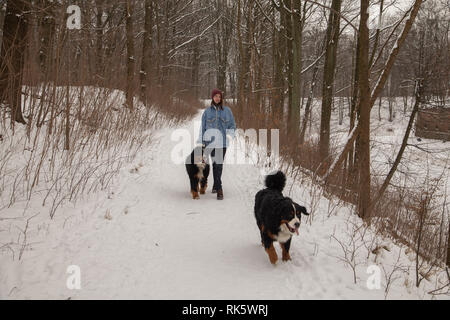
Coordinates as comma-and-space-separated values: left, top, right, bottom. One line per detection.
192, 192, 200, 199
280, 238, 292, 262
190, 177, 200, 200
199, 178, 208, 195
200, 165, 210, 194
191, 190, 200, 200
258, 223, 265, 247
265, 243, 278, 265
263, 234, 278, 265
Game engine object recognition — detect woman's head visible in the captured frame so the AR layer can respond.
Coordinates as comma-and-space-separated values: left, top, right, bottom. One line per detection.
211, 89, 223, 106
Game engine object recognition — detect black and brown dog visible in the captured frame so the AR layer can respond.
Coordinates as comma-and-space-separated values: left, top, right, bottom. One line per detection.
185, 146, 210, 200
254, 171, 309, 265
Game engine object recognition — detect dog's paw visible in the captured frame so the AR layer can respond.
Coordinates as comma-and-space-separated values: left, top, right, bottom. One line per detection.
282, 254, 292, 262
191, 191, 200, 200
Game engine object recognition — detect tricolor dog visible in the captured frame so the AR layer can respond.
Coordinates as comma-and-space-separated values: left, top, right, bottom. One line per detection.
185, 146, 210, 199
254, 171, 309, 264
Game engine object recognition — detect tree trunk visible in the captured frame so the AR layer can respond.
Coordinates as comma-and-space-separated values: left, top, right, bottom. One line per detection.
288, 0, 304, 138
245, 0, 254, 112
319, 0, 342, 162
447, 223, 450, 268
95, 0, 105, 85
65, 82, 70, 151
356, 0, 371, 219
283, 0, 293, 127
347, 28, 360, 185
0, 5, 5, 40
125, 0, 135, 110
140, 0, 153, 103
272, 2, 286, 126
388, 74, 393, 122
0, 0, 30, 125
214, 1, 232, 94
236, 0, 246, 114
300, 61, 319, 145
38, 0, 55, 78
191, 37, 200, 99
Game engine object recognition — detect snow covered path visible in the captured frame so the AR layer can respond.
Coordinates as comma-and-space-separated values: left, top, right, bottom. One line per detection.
0, 114, 437, 300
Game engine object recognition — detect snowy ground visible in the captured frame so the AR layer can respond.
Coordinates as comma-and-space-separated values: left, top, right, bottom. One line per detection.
1, 109, 448, 300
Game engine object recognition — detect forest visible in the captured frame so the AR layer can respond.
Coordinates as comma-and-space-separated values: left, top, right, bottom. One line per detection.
0, 0, 449, 299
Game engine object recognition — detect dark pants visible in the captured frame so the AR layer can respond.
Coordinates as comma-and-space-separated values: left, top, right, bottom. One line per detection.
209, 148, 227, 191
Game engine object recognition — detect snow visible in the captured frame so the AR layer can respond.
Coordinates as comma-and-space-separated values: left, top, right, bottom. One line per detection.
0, 109, 448, 300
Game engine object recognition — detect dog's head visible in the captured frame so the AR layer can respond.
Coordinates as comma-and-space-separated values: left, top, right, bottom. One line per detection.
278, 200, 309, 236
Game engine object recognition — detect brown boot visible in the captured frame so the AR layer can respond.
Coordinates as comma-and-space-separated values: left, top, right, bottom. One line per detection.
217, 189, 224, 200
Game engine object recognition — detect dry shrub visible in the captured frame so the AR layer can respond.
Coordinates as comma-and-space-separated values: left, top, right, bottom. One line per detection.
372, 172, 449, 270
230, 100, 326, 173
144, 86, 199, 126
0, 84, 158, 219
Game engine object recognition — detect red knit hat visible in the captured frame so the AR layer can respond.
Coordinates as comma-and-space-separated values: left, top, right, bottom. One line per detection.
211, 89, 223, 100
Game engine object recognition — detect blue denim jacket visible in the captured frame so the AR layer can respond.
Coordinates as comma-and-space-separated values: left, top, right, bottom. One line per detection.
197, 105, 237, 148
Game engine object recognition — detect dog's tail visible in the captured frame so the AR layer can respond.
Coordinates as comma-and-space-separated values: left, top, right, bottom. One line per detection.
265, 171, 286, 192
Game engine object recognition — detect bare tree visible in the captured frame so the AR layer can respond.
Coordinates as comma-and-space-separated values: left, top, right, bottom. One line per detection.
125, 0, 135, 110
140, 0, 154, 103
0, 0, 30, 125
323, 0, 424, 192
319, 0, 342, 162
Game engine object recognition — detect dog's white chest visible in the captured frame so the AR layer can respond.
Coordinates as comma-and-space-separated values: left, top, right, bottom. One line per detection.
274, 226, 292, 244
196, 165, 205, 179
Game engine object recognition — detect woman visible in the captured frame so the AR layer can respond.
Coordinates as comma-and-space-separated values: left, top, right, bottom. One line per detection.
197, 89, 236, 200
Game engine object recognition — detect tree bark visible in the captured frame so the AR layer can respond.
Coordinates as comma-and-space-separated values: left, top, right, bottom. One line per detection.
125, 0, 135, 110
237, 0, 246, 114
347, 28, 360, 185
272, 1, 286, 125
300, 60, 319, 145
38, 0, 55, 77
356, 0, 371, 219
447, 223, 450, 268
214, 1, 232, 93
140, 0, 153, 103
95, 0, 105, 85
246, 0, 255, 111
283, 0, 293, 127
288, 0, 304, 138
319, 0, 342, 162
0, 0, 30, 125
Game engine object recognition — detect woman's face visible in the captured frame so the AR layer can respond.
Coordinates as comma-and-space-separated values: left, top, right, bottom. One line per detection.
213, 94, 222, 104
